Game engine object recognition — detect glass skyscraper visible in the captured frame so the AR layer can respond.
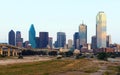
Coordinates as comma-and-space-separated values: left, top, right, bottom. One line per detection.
29, 24, 36, 48
73, 32, 80, 49
96, 11, 107, 48
8, 30, 15, 46
91, 36, 97, 49
39, 32, 49, 48
79, 23, 87, 46
57, 32, 66, 48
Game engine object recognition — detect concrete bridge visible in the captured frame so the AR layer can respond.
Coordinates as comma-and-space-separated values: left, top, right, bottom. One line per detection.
0, 44, 26, 56
0, 44, 59, 56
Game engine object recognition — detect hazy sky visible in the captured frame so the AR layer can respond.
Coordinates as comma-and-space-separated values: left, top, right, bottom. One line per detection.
0, 0, 120, 44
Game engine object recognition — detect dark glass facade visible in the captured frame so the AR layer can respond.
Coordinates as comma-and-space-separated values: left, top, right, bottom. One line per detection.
57, 32, 66, 48
91, 36, 97, 49
39, 32, 49, 48
36, 37, 40, 48
8, 30, 15, 46
73, 32, 80, 49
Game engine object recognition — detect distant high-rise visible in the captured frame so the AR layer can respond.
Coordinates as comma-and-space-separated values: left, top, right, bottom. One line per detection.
39, 32, 49, 48
48, 37, 53, 48
57, 32, 66, 48
16, 31, 23, 47
29, 24, 36, 48
73, 32, 80, 49
36, 37, 40, 48
91, 36, 97, 49
96, 11, 107, 48
79, 23, 87, 46
8, 30, 15, 46
68, 39, 73, 49
106, 35, 112, 47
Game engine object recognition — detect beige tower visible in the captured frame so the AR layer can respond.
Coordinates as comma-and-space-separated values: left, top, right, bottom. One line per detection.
96, 11, 107, 48
68, 39, 72, 49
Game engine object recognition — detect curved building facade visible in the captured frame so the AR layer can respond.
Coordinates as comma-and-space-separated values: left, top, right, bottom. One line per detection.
96, 11, 107, 48
29, 24, 36, 48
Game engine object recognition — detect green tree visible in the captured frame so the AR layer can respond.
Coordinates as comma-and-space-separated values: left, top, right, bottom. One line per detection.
97, 52, 108, 60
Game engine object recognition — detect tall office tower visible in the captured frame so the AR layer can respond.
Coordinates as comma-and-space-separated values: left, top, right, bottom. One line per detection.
106, 35, 112, 47
57, 32, 66, 48
68, 39, 73, 49
36, 37, 40, 48
29, 24, 36, 48
73, 32, 80, 49
79, 23, 87, 46
8, 30, 15, 46
48, 37, 53, 48
96, 11, 107, 48
39, 32, 49, 48
16, 31, 23, 47
91, 36, 97, 49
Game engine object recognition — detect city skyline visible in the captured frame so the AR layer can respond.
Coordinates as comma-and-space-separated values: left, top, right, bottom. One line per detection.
0, 0, 120, 44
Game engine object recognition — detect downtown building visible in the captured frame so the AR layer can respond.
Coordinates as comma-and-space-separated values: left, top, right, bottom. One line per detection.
39, 32, 49, 48
36, 37, 40, 48
68, 39, 73, 49
79, 23, 87, 47
106, 35, 112, 47
29, 24, 36, 48
48, 37, 53, 49
96, 11, 107, 48
8, 30, 15, 46
16, 31, 23, 47
56, 32, 66, 48
91, 36, 97, 49
73, 32, 80, 49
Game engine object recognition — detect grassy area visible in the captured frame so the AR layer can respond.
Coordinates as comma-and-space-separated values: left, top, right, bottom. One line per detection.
104, 65, 120, 75
0, 59, 99, 75
0, 56, 17, 60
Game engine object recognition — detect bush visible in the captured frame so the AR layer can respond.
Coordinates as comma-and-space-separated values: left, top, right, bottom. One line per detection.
110, 55, 116, 58
97, 52, 108, 60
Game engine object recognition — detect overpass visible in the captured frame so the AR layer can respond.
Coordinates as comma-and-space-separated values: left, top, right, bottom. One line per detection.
0, 44, 59, 56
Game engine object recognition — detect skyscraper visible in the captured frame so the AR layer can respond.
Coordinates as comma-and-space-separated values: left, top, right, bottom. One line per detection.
57, 32, 66, 48
91, 36, 97, 49
73, 32, 80, 49
36, 37, 40, 48
39, 32, 49, 48
48, 37, 53, 48
16, 31, 23, 47
8, 30, 15, 46
79, 23, 87, 46
96, 11, 107, 48
29, 24, 36, 48
68, 39, 73, 49
106, 35, 112, 47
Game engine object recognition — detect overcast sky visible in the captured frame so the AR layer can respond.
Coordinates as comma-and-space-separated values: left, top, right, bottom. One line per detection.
0, 0, 120, 44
